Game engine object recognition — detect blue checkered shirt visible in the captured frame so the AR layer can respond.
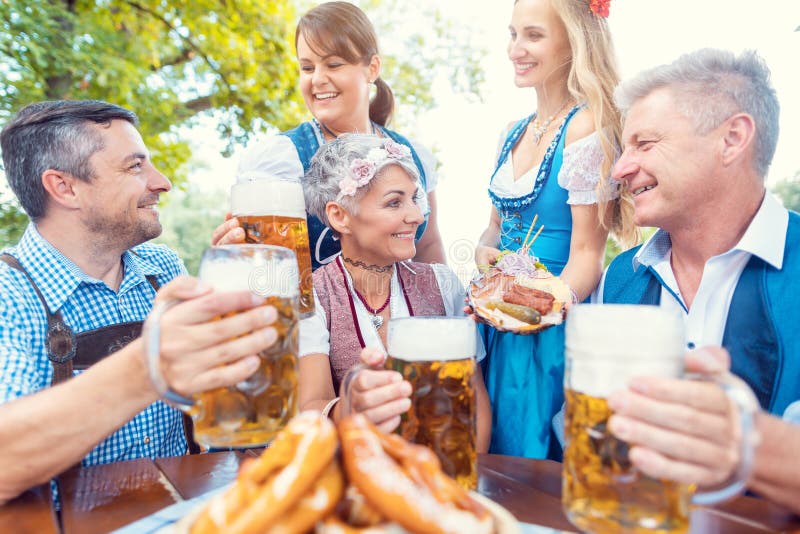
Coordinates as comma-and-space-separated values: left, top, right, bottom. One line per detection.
0, 224, 188, 466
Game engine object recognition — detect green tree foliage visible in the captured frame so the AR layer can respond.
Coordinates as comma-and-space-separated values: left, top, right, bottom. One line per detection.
772, 172, 800, 213
155, 184, 229, 276
355, 0, 485, 127
0, 1, 485, 251
0, 196, 27, 246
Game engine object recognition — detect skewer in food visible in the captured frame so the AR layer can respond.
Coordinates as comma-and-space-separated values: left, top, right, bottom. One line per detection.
469, 220, 571, 334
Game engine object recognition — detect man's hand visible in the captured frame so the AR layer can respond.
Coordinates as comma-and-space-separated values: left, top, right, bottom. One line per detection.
607, 347, 742, 488
340, 347, 412, 433
151, 276, 278, 396
210, 213, 246, 246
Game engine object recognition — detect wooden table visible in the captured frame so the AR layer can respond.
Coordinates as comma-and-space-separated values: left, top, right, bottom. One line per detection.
1, 453, 798, 533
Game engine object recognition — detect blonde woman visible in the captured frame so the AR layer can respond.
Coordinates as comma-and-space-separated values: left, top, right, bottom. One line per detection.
474, 0, 636, 459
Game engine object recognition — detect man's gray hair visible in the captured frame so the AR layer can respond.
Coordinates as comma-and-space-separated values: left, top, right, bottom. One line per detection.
0, 100, 138, 220
304, 133, 422, 229
614, 48, 779, 177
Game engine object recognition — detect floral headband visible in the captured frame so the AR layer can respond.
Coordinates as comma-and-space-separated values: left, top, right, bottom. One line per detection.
589, 0, 610, 18
336, 138, 412, 200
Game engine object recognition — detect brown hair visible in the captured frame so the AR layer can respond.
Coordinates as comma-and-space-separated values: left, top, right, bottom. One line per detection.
295, 1, 394, 126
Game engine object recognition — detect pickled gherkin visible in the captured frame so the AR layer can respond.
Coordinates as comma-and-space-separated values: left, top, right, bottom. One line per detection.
486, 301, 541, 324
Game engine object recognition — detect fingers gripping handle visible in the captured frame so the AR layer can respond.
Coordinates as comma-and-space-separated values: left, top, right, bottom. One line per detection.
144, 299, 195, 409
690, 370, 761, 505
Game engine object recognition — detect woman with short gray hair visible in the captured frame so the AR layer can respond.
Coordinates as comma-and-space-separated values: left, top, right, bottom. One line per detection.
298, 134, 490, 451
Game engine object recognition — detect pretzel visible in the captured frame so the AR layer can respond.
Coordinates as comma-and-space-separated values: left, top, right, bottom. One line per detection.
338, 414, 494, 534
315, 515, 400, 534
334, 485, 384, 528
267, 459, 344, 534
190, 412, 338, 534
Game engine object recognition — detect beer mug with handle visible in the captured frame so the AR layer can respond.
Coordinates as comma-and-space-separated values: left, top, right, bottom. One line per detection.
146, 244, 300, 449
231, 175, 315, 318
562, 304, 759, 534
342, 317, 479, 490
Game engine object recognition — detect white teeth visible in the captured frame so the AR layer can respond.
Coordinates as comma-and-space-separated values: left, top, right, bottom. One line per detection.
315, 92, 337, 100
516, 63, 534, 70
392, 233, 413, 238
633, 185, 655, 196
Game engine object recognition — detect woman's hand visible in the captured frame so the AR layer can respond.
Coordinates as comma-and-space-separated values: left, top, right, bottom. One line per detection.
341, 347, 412, 433
210, 213, 246, 246
475, 245, 502, 269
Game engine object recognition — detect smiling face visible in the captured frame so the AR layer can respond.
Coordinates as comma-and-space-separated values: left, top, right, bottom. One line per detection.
507, 0, 572, 89
75, 120, 171, 251
339, 165, 424, 266
612, 88, 723, 231
297, 34, 378, 134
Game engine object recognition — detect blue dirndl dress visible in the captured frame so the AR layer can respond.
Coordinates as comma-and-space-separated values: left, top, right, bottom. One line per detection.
482, 106, 581, 460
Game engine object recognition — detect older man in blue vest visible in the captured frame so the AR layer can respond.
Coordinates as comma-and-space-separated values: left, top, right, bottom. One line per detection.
597, 49, 800, 512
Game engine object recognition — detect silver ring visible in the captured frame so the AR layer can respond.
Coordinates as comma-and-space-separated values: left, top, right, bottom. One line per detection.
144, 299, 195, 409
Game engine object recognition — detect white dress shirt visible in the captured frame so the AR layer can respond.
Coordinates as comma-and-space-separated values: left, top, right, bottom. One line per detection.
598, 192, 788, 351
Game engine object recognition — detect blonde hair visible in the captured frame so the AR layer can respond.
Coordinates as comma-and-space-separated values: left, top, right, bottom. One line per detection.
550, 0, 638, 247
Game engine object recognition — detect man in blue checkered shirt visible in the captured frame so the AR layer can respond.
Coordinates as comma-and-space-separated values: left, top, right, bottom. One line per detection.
0, 100, 280, 504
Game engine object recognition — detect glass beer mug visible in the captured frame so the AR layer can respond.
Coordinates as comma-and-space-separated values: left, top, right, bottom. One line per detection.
147, 245, 300, 449
562, 304, 759, 534
386, 317, 479, 490
231, 176, 315, 318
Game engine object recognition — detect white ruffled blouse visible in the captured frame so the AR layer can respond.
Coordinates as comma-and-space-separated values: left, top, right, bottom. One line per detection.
490, 131, 620, 204
236, 123, 439, 194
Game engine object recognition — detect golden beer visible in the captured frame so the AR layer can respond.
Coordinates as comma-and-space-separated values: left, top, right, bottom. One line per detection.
231, 179, 315, 318
192, 245, 300, 448
387, 317, 478, 490
563, 305, 690, 534
563, 388, 692, 534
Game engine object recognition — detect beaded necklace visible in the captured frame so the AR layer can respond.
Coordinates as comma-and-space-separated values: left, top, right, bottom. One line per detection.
336, 257, 415, 343
529, 99, 571, 145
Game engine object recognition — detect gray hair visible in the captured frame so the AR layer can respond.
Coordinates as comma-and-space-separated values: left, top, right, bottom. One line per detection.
304, 133, 422, 230
0, 100, 138, 220
614, 49, 779, 177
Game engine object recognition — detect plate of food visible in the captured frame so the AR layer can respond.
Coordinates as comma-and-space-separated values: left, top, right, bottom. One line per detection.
469, 221, 571, 335
468, 251, 571, 335
164, 411, 519, 534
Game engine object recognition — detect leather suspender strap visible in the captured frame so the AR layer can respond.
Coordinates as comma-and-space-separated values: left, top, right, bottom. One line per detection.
1, 253, 76, 384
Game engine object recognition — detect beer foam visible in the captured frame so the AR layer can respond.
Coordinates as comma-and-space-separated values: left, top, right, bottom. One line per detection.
565, 304, 685, 397
199, 251, 299, 298
388, 317, 476, 361
231, 177, 306, 219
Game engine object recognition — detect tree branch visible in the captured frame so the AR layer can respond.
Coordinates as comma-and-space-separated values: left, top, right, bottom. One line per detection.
184, 96, 212, 113
123, 1, 233, 92
154, 48, 195, 70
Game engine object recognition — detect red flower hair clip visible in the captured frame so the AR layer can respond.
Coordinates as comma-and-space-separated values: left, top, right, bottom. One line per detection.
589, 0, 610, 18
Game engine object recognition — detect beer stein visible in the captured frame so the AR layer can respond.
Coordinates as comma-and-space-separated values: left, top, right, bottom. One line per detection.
231, 176, 315, 317
562, 304, 759, 534
343, 317, 479, 490
146, 244, 300, 449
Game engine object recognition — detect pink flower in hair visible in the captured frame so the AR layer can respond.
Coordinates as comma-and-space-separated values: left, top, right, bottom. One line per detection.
338, 178, 358, 198
349, 158, 376, 186
383, 138, 411, 159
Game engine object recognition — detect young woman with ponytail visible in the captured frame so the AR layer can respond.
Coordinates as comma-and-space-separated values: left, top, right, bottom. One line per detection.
215, 2, 445, 268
